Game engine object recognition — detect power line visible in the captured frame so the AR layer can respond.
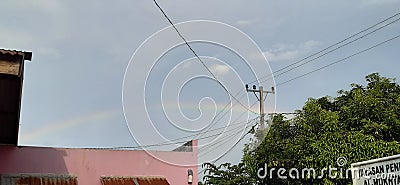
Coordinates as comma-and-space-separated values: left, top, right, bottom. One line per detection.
194, 93, 250, 141
259, 16, 400, 85
152, 0, 257, 114
198, 32, 400, 175
125, 0, 264, 171
194, 98, 259, 141
198, 125, 253, 159
198, 117, 258, 156
276, 33, 400, 86
247, 11, 400, 85
193, 115, 259, 145
198, 121, 255, 175
92, 116, 260, 150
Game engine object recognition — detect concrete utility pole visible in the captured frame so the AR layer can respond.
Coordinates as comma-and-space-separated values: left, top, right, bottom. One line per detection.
245, 84, 275, 129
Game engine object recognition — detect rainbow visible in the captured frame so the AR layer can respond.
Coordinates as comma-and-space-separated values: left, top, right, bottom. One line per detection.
20, 109, 120, 143
19, 102, 260, 144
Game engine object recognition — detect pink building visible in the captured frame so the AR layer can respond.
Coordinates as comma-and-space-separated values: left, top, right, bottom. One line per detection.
0, 49, 198, 185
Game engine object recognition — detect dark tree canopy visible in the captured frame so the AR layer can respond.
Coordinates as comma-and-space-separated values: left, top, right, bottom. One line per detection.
202, 73, 400, 185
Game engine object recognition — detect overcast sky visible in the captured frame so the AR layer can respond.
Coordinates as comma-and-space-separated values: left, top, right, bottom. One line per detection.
1, 0, 400, 174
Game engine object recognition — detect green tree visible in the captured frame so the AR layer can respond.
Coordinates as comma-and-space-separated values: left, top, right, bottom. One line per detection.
202, 162, 255, 184
202, 73, 400, 185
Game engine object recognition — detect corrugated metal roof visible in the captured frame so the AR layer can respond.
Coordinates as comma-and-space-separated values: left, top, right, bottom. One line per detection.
1, 174, 77, 185
101, 176, 170, 185
0, 49, 24, 56
0, 49, 32, 61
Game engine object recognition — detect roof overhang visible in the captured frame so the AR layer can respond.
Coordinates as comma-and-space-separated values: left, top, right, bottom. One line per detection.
0, 49, 32, 145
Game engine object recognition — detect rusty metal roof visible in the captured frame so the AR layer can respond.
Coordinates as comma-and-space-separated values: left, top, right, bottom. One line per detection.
0, 48, 32, 145
0, 49, 32, 61
1, 174, 77, 185
101, 176, 170, 185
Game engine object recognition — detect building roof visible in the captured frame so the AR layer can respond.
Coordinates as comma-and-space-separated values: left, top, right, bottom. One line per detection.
173, 140, 193, 152
101, 176, 170, 185
0, 49, 32, 61
0, 48, 32, 145
1, 174, 77, 185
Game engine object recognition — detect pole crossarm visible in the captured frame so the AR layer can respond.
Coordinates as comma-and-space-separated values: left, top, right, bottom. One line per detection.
245, 84, 275, 129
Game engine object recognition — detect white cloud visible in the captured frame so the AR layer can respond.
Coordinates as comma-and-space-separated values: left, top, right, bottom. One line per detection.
263, 50, 300, 62
302, 40, 321, 50
36, 47, 60, 58
182, 61, 196, 69
211, 64, 230, 76
235, 19, 256, 26
263, 40, 321, 62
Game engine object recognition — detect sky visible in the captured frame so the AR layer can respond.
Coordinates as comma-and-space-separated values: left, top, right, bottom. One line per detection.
1, 0, 400, 176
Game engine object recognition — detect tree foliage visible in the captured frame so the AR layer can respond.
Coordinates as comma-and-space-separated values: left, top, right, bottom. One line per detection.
202, 162, 255, 184
202, 73, 400, 185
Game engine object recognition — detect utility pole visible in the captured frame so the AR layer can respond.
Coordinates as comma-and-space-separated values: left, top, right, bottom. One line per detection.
245, 84, 275, 129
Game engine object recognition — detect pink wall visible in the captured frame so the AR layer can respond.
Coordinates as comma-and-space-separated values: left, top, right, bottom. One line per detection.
0, 141, 198, 185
